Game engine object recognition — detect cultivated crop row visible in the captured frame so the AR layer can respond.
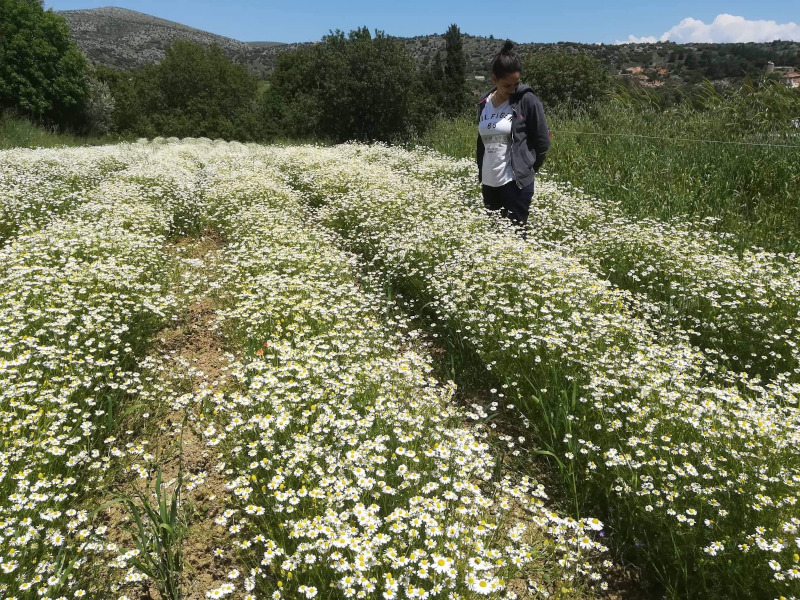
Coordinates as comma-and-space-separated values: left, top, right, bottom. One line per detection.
0, 143, 201, 597
1, 140, 608, 599
366, 144, 800, 389
266, 142, 800, 599
4, 138, 799, 600
0, 145, 148, 241
191, 151, 609, 599
527, 180, 800, 386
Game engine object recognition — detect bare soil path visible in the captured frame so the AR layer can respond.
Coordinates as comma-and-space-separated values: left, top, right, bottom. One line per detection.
99, 230, 247, 600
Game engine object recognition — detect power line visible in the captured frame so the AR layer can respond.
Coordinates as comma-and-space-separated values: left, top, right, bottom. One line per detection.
551, 130, 800, 150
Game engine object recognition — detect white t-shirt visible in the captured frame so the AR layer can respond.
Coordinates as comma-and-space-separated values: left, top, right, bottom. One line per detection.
479, 94, 514, 187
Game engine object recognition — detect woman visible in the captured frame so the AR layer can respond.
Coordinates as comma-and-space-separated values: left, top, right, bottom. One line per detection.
477, 40, 550, 233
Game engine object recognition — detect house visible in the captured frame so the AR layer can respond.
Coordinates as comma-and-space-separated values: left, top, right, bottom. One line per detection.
768, 63, 800, 88
783, 72, 800, 89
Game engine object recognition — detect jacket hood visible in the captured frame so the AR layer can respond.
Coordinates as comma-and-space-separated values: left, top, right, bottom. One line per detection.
478, 84, 534, 105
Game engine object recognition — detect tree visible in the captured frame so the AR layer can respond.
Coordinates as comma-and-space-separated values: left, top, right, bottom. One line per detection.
153, 40, 259, 139
408, 50, 446, 135
99, 41, 262, 140
84, 71, 115, 135
0, 0, 88, 125
96, 64, 162, 136
443, 24, 470, 115
270, 27, 416, 142
522, 51, 611, 113
423, 50, 446, 107
430, 51, 445, 90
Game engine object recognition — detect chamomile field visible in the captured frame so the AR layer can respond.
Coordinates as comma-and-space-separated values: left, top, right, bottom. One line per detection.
0, 139, 798, 600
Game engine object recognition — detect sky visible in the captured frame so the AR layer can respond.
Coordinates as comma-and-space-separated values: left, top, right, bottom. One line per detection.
44, 0, 800, 45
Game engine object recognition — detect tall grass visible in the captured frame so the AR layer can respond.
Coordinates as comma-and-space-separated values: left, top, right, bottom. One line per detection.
420, 86, 800, 255
0, 112, 125, 149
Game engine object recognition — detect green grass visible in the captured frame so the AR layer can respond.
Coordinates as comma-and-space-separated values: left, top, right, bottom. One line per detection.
419, 96, 800, 255
0, 112, 127, 149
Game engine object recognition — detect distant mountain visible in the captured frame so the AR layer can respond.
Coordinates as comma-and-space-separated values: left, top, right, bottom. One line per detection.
58, 7, 310, 77
59, 7, 800, 88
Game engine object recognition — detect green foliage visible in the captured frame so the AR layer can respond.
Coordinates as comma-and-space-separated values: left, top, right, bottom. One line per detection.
700, 78, 800, 132
263, 43, 321, 140
614, 77, 800, 122
0, 110, 124, 148
0, 110, 70, 148
0, 0, 88, 124
155, 40, 259, 138
269, 27, 416, 142
443, 24, 470, 115
103, 469, 185, 600
84, 72, 115, 135
407, 50, 447, 135
405, 25, 472, 139
545, 95, 800, 255
522, 51, 612, 113
99, 40, 262, 140
417, 111, 475, 158
96, 64, 160, 136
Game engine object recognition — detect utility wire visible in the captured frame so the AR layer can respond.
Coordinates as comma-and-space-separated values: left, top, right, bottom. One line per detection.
551, 130, 800, 150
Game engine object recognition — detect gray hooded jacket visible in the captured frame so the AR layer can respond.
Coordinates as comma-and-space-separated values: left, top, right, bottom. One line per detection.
476, 84, 550, 189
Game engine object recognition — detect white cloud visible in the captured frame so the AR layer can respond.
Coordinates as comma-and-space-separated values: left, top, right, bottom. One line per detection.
616, 14, 800, 44
622, 34, 659, 44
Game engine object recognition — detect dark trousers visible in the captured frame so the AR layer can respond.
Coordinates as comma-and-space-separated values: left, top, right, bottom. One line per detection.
481, 180, 534, 229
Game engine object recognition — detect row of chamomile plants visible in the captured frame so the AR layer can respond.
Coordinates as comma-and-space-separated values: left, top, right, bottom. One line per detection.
260, 142, 800, 600
0, 144, 152, 242
0, 140, 216, 598
175, 151, 610, 600
363, 143, 800, 390
526, 177, 800, 388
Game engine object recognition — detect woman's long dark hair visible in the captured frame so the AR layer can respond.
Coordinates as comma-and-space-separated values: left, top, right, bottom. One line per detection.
490, 40, 522, 78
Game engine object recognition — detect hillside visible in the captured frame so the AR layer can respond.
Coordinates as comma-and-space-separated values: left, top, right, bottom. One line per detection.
60, 7, 800, 87
58, 7, 309, 77
406, 34, 800, 91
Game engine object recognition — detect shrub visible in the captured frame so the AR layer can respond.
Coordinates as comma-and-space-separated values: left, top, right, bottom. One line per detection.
522, 51, 611, 113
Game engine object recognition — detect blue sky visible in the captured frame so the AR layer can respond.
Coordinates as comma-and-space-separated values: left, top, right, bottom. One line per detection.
44, 1, 800, 44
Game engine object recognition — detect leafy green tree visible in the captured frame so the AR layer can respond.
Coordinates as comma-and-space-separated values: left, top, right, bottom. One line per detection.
98, 64, 162, 136
406, 50, 446, 137
522, 51, 611, 113
0, 0, 88, 124
99, 41, 262, 140
430, 51, 445, 95
264, 46, 319, 140
443, 24, 470, 115
152, 40, 259, 139
270, 27, 416, 142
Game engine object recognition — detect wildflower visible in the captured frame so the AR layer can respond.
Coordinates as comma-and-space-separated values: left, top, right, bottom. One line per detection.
298, 585, 318, 598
